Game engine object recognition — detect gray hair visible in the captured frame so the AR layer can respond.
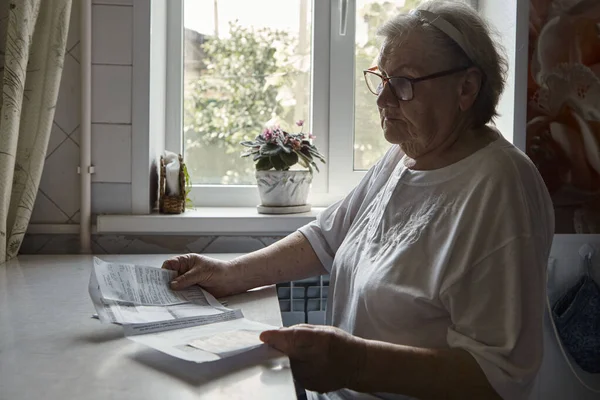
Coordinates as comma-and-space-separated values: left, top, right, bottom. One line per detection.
377, 1, 508, 128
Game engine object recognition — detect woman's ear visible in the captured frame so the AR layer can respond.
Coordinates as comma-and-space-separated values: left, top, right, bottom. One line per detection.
458, 67, 482, 112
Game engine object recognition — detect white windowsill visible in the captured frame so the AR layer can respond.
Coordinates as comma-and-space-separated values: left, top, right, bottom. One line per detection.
96, 207, 323, 235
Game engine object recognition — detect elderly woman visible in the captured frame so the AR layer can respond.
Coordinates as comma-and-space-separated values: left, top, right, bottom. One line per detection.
163, 1, 554, 399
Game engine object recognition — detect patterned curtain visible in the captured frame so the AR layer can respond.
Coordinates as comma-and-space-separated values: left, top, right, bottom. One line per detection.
0, 0, 72, 262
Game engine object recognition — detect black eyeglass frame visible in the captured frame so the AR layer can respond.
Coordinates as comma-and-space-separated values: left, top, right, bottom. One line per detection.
363, 65, 472, 101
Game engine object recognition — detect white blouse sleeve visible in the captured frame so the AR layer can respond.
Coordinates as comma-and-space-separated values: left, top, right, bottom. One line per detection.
440, 235, 547, 400
298, 146, 400, 272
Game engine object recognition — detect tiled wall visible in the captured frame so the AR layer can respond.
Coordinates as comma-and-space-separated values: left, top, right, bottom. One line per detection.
32, 0, 134, 227
19, 234, 283, 255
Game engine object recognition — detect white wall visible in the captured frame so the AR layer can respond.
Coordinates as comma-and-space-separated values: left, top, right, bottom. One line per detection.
31, 0, 135, 225
479, 0, 528, 150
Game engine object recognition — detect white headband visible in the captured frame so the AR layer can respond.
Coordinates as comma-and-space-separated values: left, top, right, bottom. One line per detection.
410, 9, 475, 63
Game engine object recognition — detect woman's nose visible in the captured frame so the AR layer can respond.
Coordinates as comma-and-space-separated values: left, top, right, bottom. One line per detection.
376, 83, 399, 108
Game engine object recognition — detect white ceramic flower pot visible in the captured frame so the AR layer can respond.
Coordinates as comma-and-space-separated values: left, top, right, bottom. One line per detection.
255, 170, 312, 208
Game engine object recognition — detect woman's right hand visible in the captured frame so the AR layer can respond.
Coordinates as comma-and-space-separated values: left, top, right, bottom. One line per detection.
162, 254, 237, 298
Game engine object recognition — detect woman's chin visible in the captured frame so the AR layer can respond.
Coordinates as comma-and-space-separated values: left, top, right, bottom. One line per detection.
383, 128, 404, 145
382, 119, 411, 144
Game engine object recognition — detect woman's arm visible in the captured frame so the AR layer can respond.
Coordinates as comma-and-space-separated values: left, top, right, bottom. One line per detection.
225, 231, 327, 294
357, 340, 501, 399
260, 325, 501, 399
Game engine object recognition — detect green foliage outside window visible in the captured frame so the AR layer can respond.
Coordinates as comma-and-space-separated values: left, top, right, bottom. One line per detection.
184, 2, 417, 184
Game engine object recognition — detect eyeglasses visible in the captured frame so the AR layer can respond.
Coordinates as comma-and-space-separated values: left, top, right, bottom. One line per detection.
363, 65, 471, 101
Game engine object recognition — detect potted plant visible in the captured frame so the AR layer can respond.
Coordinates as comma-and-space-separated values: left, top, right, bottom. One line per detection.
241, 120, 326, 214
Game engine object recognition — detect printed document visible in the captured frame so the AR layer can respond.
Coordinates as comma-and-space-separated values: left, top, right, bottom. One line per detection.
88, 257, 278, 362
89, 257, 232, 326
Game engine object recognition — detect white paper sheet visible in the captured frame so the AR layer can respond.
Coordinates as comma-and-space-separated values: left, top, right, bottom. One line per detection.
89, 257, 280, 363
89, 267, 118, 323
127, 318, 279, 362
189, 329, 263, 355
89, 257, 240, 329
123, 309, 245, 335
93, 257, 209, 305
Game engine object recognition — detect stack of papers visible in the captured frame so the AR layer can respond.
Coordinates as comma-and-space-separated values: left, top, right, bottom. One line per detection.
89, 257, 278, 362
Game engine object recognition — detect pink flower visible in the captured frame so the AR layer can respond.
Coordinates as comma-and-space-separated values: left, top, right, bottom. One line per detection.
309, 133, 316, 139
296, 120, 304, 127
292, 139, 302, 150
262, 128, 273, 141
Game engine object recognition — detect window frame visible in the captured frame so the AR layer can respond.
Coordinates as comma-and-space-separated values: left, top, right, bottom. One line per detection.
165, 0, 480, 207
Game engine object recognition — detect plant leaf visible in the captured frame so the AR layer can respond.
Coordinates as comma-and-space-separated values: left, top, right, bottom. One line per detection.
256, 157, 273, 171
297, 156, 309, 169
241, 150, 259, 157
271, 156, 287, 170
276, 135, 291, 153
296, 150, 314, 169
308, 147, 326, 163
280, 151, 298, 166
182, 164, 193, 208
299, 148, 314, 162
260, 143, 282, 156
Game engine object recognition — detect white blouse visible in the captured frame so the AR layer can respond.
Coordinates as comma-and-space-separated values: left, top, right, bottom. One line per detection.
299, 135, 554, 400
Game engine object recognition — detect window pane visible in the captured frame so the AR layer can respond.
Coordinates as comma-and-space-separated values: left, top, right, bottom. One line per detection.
184, 0, 312, 184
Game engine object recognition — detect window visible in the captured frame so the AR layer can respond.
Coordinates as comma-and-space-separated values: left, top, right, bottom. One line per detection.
183, 0, 312, 186
166, 0, 477, 206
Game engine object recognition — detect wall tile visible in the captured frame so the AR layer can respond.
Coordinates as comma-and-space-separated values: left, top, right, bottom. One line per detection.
92, 241, 109, 254
186, 236, 217, 253
92, 124, 132, 183
69, 42, 80, 64
69, 126, 80, 145
30, 191, 70, 224
39, 139, 81, 219
92, 65, 132, 123
37, 235, 81, 254
54, 54, 81, 134
20, 234, 104, 255
93, 235, 213, 254
93, 235, 133, 253
46, 123, 68, 158
257, 236, 285, 247
202, 236, 266, 253
118, 236, 198, 254
92, 5, 132, 65
18, 235, 52, 254
69, 211, 81, 223
92, 183, 132, 214
20, 235, 287, 255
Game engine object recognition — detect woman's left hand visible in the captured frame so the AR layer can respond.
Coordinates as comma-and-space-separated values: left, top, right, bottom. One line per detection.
260, 324, 367, 393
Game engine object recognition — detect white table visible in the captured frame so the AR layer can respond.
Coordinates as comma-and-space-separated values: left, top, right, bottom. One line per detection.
0, 254, 296, 400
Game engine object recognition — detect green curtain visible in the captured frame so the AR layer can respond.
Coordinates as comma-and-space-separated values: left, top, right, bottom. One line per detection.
0, 0, 72, 262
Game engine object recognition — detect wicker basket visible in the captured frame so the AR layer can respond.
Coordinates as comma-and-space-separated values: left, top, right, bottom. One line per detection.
159, 154, 186, 214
